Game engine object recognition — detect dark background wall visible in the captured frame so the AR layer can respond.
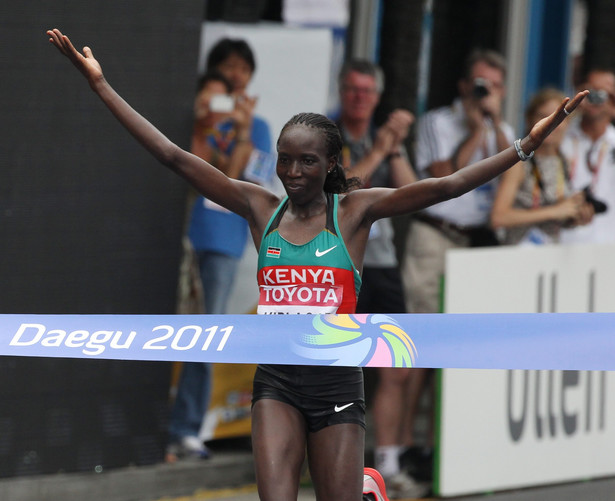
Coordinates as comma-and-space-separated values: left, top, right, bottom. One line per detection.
0, 0, 202, 476
426, 0, 505, 110
377, 0, 424, 121
583, 0, 615, 76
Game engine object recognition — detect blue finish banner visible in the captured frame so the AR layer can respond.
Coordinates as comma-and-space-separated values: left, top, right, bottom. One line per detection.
1, 313, 613, 370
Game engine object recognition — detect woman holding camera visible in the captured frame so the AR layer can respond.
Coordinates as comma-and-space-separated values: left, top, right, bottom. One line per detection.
491, 88, 593, 245
169, 38, 272, 462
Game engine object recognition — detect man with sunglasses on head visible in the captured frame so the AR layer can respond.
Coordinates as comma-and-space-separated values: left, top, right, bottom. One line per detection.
560, 68, 615, 244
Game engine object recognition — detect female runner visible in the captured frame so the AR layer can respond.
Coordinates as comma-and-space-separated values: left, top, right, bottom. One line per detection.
46, 29, 587, 501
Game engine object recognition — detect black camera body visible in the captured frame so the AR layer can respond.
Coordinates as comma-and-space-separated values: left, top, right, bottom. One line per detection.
471, 78, 490, 99
583, 186, 608, 214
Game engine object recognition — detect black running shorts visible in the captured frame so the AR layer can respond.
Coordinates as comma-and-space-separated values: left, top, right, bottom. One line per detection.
252, 364, 366, 432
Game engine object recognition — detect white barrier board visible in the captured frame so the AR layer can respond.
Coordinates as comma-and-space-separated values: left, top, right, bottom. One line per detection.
438, 243, 615, 496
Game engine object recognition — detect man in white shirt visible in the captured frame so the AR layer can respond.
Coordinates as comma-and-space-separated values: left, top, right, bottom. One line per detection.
560, 68, 615, 244
402, 49, 514, 314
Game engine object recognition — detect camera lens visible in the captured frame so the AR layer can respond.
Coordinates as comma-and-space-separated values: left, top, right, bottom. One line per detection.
587, 89, 608, 105
583, 186, 608, 214
472, 78, 490, 99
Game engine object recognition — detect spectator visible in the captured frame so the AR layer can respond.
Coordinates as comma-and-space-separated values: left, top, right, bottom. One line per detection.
402, 48, 514, 314
560, 67, 615, 244
399, 50, 514, 485
335, 59, 427, 500
491, 87, 592, 245
206, 37, 272, 168
167, 38, 272, 462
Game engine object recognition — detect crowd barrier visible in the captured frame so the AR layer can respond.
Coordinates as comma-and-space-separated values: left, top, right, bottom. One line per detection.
437, 243, 615, 496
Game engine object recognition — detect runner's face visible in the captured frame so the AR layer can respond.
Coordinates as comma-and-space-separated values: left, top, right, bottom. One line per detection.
276, 125, 335, 204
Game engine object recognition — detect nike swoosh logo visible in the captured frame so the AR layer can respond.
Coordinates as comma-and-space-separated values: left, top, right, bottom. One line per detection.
315, 245, 337, 257
334, 403, 354, 412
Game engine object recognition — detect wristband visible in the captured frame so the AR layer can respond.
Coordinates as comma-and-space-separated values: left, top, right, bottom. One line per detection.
514, 138, 534, 161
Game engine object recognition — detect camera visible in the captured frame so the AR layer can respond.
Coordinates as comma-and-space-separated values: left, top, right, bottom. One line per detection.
583, 185, 608, 214
209, 94, 235, 113
471, 77, 490, 99
587, 89, 608, 105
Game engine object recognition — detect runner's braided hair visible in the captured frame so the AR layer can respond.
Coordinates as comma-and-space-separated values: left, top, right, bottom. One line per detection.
279, 113, 362, 194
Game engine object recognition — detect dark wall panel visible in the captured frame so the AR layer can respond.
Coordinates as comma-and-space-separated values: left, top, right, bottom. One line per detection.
583, 0, 615, 76
427, 0, 505, 111
0, 0, 203, 477
1, 0, 202, 315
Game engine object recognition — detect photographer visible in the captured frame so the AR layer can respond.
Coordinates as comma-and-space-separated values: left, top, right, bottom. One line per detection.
560, 68, 615, 244
402, 49, 514, 315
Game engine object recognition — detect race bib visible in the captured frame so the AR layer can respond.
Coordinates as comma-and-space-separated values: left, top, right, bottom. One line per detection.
257, 284, 343, 315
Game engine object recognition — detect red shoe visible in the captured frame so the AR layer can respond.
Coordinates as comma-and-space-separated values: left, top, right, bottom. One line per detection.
363, 467, 389, 501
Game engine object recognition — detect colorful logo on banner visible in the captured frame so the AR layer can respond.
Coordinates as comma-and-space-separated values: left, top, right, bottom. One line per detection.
291, 314, 417, 367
